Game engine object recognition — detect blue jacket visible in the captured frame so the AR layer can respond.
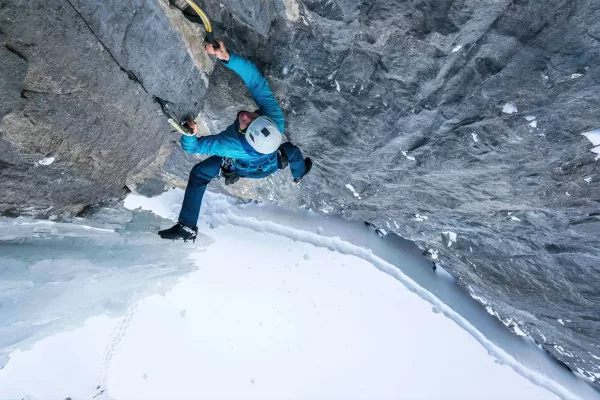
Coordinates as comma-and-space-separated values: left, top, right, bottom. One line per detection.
180, 52, 284, 178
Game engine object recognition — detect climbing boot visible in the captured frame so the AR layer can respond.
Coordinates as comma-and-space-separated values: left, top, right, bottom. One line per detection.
158, 223, 198, 243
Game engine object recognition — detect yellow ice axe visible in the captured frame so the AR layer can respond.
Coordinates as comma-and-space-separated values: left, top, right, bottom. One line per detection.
184, 0, 219, 48
168, 119, 192, 135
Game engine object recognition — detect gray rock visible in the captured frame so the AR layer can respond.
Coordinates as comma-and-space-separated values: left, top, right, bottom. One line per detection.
0, 36, 27, 119
0, 0, 211, 216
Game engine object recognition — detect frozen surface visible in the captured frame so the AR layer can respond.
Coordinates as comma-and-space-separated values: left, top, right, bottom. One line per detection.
0, 207, 204, 364
1, 190, 599, 400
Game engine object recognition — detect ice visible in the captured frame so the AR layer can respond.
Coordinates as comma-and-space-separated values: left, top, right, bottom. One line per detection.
502, 102, 518, 114
335, 80, 340, 92
511, 216, 522, 221
472, 132, 479, 142
525, 116, 537, 121
124, 188, 184, 219
452, 44, 463, 52
1, 190, 598, 400
571, 73, 583, 79
530, 121, 538, 128
0, 209, 201, 363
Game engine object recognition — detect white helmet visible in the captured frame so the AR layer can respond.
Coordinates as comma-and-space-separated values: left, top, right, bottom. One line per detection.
245, 116, 282, 154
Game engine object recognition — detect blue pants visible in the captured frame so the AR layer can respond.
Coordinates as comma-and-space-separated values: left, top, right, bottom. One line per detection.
178, 143, 307, 228
278, 142, 307, 181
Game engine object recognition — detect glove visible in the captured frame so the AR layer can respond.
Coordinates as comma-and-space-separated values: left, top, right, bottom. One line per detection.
221, 169, 239, 186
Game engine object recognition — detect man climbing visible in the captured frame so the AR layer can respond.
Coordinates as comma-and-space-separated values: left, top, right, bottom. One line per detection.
159, 40, 312, 242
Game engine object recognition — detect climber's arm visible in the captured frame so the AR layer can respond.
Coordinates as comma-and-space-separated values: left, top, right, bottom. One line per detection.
206, 40, 284, 134
180, 126, 247, 159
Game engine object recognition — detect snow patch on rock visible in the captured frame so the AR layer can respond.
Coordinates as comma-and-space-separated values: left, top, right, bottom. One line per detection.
414, 214, 429, 222
35, 157, 56, 166
427, 249, 439, 260
345, 184, 361, 199
581, 129, 600, 160
502, 102, 518, 114
401, 151, 416, 161
582, 129, 600, 146
283, 0, 300, 21
443, 231, 458, 247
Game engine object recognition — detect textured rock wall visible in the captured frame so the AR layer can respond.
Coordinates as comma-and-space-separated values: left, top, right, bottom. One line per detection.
0, 0, 211, 217
1, 0, 599, 385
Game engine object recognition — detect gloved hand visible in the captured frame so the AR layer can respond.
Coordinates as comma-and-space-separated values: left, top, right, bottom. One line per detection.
205, 40, 230, 62
221, 169, 239, 186
186, 120, 199, 134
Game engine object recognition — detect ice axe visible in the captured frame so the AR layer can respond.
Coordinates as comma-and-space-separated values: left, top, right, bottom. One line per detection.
168, 118, 193, 135
184, 0, 220, 49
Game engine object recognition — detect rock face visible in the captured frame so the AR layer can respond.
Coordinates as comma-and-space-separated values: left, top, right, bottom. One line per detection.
1, 0, 600, 385
0, 0, 211, 217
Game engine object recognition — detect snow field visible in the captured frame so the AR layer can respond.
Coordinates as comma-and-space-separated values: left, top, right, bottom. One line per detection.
1, 189, 598, 399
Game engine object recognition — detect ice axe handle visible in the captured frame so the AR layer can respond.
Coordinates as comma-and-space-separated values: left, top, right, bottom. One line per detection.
206, 31, 220, 49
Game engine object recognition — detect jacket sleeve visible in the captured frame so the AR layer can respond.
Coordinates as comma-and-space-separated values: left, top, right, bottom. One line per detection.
180, 131, 249, 159
223, 52, 285, 134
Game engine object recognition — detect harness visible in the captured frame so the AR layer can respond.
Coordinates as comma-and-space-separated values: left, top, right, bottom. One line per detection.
221, 157, 239, 185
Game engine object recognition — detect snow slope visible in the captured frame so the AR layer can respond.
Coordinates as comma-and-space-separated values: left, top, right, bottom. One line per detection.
0, 190, 598, 400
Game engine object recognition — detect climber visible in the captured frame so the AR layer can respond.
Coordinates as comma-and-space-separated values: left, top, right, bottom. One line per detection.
159, 40, 312, 242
